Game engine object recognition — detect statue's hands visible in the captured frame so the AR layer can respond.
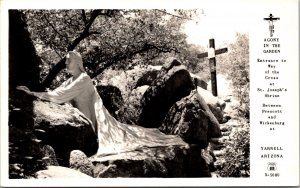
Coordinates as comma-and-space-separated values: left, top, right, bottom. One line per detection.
16, 86, 32, 95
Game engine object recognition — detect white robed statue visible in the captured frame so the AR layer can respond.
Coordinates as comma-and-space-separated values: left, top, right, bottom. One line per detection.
17, 51, 186, 157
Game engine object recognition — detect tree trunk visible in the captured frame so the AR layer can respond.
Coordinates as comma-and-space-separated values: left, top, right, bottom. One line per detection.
40, 57, 66, 90
9, 9, 42, 92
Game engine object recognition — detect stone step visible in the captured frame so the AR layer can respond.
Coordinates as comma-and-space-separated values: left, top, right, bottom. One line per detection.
214, 158, 226, 170
222, 131, 231, 136
213, 149, 227, 157
220, 125, 232, 132
210, 142, 225, 151
211, 172, 221, 178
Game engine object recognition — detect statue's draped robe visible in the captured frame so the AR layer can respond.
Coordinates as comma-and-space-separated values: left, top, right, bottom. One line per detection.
37, 73, 187, 156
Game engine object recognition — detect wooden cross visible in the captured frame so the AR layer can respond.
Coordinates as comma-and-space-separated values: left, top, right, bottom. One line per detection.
197, 38, 228, 96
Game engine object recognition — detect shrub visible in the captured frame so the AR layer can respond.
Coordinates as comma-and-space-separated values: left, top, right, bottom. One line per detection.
218, 123, 250, 177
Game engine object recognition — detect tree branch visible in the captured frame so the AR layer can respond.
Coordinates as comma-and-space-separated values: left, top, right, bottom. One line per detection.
67, 9, 113, 51
41, 10, 116, 89
148, 43, 179, 53
43, 14, 69, 43
88, 31, 102, 35
81, 10, 87, 26
154, 9, 192, 21
90, 42, 177, 78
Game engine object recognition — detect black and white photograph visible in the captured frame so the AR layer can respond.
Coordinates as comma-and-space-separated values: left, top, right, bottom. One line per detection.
1, 0, 298, 187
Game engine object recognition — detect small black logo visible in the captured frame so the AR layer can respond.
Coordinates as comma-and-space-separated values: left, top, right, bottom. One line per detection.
267, 162, 277, 171
264, 14, 280, 37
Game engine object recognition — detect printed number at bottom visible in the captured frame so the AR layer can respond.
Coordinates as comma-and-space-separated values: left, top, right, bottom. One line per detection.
265, 173, 280, 177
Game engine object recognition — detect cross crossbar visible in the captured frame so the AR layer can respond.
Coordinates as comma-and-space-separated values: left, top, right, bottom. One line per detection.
197, 47, 228, 59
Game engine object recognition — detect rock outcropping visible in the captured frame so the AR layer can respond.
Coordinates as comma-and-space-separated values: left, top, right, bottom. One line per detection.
11, 59, 221, 178
160, 90, 221, 148
69, 150, 94, 177
197, 87, 226, 123
138, 60, 195, 128
35, 166, 93, 179
91, 144, 210, 177
33, 101, 98, 166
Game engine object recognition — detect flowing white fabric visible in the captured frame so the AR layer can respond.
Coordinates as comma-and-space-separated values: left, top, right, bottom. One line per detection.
37, 73, 187, 157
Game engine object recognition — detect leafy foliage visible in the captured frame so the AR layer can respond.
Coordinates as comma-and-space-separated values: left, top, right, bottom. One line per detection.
212, 33, 250, 177
218, 122, 250, 177
23, 9, 200, 89
218, 33, 249, 118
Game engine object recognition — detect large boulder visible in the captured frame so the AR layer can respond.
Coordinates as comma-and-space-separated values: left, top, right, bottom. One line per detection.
190, 73, 208, 90
160, 90, 221, 148
32, 100, 98, 166
91, 144, 210, 178
197, 87, 226, 123
42, 145, 59, 166
194, 77, 208, 90
35, 166, 93, 179
138, 59, 195, 128
69, 150, 94, 177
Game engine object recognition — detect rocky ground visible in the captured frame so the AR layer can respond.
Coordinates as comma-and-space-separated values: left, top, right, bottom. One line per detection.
199, 74, 250, 178
210, 94, 250, 177
9, 60, 249, 178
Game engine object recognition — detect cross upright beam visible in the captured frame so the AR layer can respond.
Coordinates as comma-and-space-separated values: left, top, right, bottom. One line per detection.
209, 39, 218, 96
197, 38, 228, 96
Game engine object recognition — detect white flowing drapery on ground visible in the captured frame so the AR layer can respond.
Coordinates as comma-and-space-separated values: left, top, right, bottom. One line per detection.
36, 73, 187, 157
